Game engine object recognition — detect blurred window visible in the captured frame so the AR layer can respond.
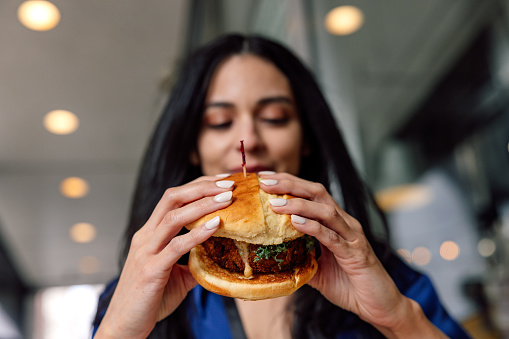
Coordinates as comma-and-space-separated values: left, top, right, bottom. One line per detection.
33, 284, 103, 339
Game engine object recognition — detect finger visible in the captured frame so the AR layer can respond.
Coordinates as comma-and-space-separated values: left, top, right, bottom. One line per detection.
146, 178, 235, 230
269, 198, 356, 241
189, 174, 230, 183
306, 244, 335, 290
158, 216, 222, 267
260, 174, 356, 225
259, 174, 335, 206
148, 192, 232, 252
288, 215, 346, 254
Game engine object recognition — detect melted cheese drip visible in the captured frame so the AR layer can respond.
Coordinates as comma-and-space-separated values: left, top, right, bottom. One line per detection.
233, 240, 253, 278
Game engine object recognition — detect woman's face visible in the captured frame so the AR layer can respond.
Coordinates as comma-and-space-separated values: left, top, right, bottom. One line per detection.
195, 54, 304, 176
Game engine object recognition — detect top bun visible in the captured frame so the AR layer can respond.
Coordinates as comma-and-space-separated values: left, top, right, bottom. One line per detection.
185, 172, 303, 245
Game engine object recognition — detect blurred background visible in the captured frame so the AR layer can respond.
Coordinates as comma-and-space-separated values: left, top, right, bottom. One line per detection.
1, 0, 509, 338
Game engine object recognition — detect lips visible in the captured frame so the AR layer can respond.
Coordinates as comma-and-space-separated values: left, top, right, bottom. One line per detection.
229, 165, 274, 174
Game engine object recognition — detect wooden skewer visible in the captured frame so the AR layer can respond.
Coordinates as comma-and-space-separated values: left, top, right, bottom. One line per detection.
240, 140, 247, 177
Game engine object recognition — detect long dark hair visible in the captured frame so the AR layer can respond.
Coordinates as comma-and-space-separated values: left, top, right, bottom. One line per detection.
94, 34, 391, 338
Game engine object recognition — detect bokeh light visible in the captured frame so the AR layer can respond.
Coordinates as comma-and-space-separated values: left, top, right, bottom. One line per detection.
397, 248, 411, 263
79, 256, 100, 274
478, 238, 496, 257
440, 241, 460, 261
324, 6, 364, 36
18, 1, 61, 31
69, 223, 96, 244
43, 110, 79, 135
412, 246, 431, 266
376, 185, 433, 212
60, 177, 89, 199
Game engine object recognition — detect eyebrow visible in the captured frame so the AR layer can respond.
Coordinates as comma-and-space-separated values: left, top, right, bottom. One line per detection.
204, 102, 234, 109
204, 96, 294, 109
257, 96, 294, 106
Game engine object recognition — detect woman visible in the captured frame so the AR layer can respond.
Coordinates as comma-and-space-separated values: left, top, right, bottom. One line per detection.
93, 34, 470, 338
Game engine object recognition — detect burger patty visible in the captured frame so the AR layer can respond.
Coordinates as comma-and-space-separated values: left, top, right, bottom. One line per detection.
202, 236, 310, 274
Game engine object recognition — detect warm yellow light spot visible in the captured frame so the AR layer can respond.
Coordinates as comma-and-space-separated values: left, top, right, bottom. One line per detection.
412, 247, 431, 266
60, 177, 89, 199
440, 241, 460, 261
478, 238, 496, 257
397, 249, 411, 264
375, 185, 433, 212
43, 110, 79, 135
324, 6, 364, 36
18, 1, 61, 31
79, 256, 100, 274
69, 223, 96, 243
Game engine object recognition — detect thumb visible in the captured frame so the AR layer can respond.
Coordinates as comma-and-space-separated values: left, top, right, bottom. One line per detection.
175, 264, 198, 293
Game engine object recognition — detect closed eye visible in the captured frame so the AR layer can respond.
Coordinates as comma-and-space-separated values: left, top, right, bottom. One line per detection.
206, 121, 233, 130
260, 117, 289, 126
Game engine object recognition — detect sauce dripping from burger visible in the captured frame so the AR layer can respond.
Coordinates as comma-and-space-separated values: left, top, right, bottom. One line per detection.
233, 240, 253, 278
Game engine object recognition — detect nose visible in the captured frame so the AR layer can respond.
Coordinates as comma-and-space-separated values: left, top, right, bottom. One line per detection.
236, 116, 262, 153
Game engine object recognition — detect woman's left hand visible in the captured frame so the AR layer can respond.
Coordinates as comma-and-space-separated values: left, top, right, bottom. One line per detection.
259, 172, 443, 337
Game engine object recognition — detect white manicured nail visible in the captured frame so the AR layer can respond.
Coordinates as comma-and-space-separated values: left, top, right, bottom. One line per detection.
260, 179, 278, 186
291, 215, 306, 224
269, 198, 287, 206
204, 216, 221, 230
216, 173, 230, 178
215, 180, 234, 188
258, 171, 275, 175
214, 191, 232, 203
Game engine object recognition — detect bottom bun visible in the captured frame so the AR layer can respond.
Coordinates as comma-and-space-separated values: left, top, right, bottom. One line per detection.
189, 244, 318, 301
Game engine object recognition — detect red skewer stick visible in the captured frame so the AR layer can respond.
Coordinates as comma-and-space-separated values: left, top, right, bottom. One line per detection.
240, 140, 246, 177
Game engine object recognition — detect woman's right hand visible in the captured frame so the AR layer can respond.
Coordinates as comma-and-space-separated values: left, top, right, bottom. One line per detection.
94, 176, 235, 339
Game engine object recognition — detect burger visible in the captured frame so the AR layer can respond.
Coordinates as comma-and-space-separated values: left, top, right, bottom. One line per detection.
185, 172, 318, 301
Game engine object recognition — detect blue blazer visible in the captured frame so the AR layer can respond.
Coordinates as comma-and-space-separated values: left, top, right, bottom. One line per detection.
93, 255, 471, 338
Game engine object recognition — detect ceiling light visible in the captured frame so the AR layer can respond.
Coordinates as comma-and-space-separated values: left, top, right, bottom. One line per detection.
412, 247, 431, 266
60, 177, 89, 199
324, 6, 364, 36
375, 184, 433, 212
43, 110, 79, 135
18, 1, 61, 31
440, 241, 460, 261
79, 256, 100, 274
69, 223, 96, 243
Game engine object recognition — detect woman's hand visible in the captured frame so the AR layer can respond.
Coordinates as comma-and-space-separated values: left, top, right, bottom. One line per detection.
95, 176, 235, 339
260, 173, 447, 338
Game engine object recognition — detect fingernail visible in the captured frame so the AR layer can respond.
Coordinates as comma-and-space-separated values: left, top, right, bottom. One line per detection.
258, 171, 275, 175
216, 173, 230, 178
291, 215, 306, 224
269, 198, 287, 207
216, 180, 234, 188
214, 191, 232, 203
260, 179, 278, 186
204, 216, 221, 230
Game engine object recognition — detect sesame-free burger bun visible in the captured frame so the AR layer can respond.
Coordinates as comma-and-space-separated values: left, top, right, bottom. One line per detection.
185, 172, 303, 245
185, 172, 318, 300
